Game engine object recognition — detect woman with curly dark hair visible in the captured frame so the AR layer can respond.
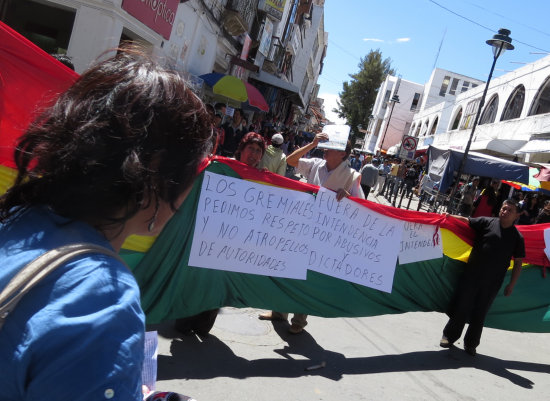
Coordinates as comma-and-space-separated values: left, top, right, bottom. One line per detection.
0, 48, 212, 400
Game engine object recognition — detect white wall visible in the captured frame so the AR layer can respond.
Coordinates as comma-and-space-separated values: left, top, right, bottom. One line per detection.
421, 68, 484, 111
369, 76, 423, 153
427, 55, 550, 158
41, 0, 221, 76
168, 2, 217, 76
291, 4, 323, 106
44, 0, 164, 73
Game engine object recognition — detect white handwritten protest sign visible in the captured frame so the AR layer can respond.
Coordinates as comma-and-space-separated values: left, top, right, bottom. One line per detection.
306, 187, 403, 293
543, 228, 550, 263
189, 172, 313, 279
398, 222, 443, 265
317, 124, 350, 151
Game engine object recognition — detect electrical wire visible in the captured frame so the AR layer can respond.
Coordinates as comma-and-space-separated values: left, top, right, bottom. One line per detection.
427, 0, 550, 53
461, 0, 550, 39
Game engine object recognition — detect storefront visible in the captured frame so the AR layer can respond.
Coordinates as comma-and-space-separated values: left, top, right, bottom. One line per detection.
1, 0, 75, 54
1, 0, 164, 73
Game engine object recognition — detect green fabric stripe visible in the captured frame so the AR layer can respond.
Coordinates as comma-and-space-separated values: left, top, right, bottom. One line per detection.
127, 162, 550, 332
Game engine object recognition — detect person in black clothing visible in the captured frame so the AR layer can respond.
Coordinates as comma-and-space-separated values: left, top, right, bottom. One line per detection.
535, 199, 550, 224
221, 108, 245, 157
517, 194, 539, 225
440, 199, 524, 356
403, 164, 419, 197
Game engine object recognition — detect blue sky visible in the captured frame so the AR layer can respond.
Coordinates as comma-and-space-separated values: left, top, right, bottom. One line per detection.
319, 0, 550, 123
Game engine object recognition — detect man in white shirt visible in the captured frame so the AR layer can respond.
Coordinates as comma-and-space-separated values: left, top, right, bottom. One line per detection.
258, 131, 364, 333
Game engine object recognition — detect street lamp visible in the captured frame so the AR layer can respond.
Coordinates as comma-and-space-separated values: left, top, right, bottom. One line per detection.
446, 28, 514, 212
378, 95, 400, 156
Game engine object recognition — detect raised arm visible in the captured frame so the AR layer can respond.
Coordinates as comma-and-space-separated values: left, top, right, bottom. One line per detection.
286, 132, 328, 167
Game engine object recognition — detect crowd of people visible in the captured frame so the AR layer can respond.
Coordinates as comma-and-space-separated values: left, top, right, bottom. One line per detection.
346, 149, 550, 226
0, 47, 541, 400
452, 176, 550, 224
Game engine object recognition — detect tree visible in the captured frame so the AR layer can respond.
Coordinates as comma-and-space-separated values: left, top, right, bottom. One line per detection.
334, 49, 394, 144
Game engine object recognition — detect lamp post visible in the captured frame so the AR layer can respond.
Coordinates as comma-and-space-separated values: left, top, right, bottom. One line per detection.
378, 95, 400, 156
446, 28, 514, 213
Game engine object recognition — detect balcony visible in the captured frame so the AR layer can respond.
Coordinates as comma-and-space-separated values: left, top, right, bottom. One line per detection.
223, 0, 257, 36
286, 24, 300, 55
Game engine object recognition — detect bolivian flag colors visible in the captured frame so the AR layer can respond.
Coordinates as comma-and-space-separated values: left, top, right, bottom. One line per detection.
1, 21, 549, 333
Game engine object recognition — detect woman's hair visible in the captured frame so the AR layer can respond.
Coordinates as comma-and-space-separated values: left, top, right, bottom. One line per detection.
234, 132, 265, 161
0, 47, 213, 231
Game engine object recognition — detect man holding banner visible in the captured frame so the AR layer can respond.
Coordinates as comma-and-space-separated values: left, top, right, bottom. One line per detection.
259, 128, 364, 333
440, 199, 524, 356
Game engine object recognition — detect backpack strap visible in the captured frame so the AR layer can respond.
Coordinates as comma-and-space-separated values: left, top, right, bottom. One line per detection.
0, 243, 126, 331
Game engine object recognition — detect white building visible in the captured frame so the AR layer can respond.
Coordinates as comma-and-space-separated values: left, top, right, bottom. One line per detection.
410, 68, 484, 151
363, 75, 424, 154
2, 0, 326, 128
1, 0, 185, 73
418, 56, 550, 164
290, 1, 325, 109
366, 68, 484, 157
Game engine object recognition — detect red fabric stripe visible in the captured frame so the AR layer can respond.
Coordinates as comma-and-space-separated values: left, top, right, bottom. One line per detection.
0, 21, 78, 168
516, 223, 550, 267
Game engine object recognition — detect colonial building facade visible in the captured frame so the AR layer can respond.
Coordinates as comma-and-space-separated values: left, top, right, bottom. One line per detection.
0, 0, 327, 130
366, 56, 550, 164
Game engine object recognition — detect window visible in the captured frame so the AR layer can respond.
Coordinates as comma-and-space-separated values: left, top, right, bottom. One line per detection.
3, 0, 75, 54
420, 120, 429, 137
373, 119, 383, 136
479, 95, 499, 125
403, 122, 411, 136
460, 98, 481, 130
414, 125, 421, 136
429, 117, 439, 136
501, 85, 525, 121
449, 78, 460, 95
410, 123, 416, 135
439, 75, 451, 96
410, 92, 421, 111
529, 76, 550, 116
381, 89, 391, 109
461, 81, 470, 93
450, 107, 463, 130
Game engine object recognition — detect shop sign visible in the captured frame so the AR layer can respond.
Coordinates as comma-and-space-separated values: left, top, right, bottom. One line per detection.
122, 0, 178, 40
264, 0, 286, 20
258, 18, 273, 56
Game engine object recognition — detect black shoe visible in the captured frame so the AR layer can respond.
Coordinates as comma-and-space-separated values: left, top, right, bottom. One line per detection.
464, 346, 476, 356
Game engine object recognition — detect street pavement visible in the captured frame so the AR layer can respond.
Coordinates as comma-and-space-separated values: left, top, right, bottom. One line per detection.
152, 309, 550, 401
150, 188, 550, 400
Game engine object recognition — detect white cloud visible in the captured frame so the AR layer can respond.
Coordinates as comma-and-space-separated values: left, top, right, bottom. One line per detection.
396, 37, 411, 43
318, 93, 347, 125
363, 38, 384, 42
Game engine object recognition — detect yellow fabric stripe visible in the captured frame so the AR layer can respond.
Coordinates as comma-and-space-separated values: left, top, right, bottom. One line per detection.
0, 165, 17, 194
121, 234, 157, 253
0, 165, 155, 252
441, 228, 471, 262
